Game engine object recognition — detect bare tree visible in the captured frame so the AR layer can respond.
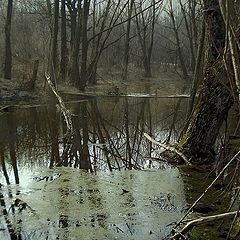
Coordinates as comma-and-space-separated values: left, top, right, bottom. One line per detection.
86, 0, 129, 85
79, 0, 91, 90
179, 0, 197, 71
51, 0, 59, 85
135, 0, 158, 77
187, 20, 205, 117
122, 0, 134, 80
60, 0, 68, 81
166, 0, 189, 81
162, 0, 234, 164
69, 0, 82, 86
4, 0, 13, 79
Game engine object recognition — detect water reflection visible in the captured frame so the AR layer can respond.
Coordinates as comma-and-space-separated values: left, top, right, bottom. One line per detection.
0, 96, 187, 239
0, 96, 185, 174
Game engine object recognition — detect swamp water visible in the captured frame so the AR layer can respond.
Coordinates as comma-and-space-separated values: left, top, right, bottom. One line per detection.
0, 96, 227, 239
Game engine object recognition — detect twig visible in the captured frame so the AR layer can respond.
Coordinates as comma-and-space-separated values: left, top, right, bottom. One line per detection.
143, 133, 192, 165
174, 150, 240, 229
88, 0, 163, 42
227, 203, 240, 240
172, 211, 239, 239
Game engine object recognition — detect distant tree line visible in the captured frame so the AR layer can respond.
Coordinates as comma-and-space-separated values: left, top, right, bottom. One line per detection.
0, 0, 202, 90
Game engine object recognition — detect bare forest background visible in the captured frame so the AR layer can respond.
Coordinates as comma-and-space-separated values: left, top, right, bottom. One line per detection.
0, 0, 201, 90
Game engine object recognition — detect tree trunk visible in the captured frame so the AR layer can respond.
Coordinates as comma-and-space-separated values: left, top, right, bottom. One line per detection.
123, 0, 134, 80
79, 0, 90, 90
161, 0, 234, 165
88, 63, 97, 85
168, 0, 189, 81
67, 1, 78, 51
87, 0, 111, 85
4, 0, 13, 80
29, 59, 39, 89
180, 0, 196, 71
135, 0, 157, 78
70, 1, 82, 86
187, 21, 205, 117
146, 0, 156, 77
51, 0, 59, 84
189, 0, 198, 53
143, 56, 152, 77
60, 0, 67, 82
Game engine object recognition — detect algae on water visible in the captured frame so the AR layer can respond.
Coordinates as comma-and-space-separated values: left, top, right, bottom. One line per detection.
0, 167, 186, 240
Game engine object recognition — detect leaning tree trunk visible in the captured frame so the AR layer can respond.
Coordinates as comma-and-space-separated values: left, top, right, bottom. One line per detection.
162, 0, 234, 165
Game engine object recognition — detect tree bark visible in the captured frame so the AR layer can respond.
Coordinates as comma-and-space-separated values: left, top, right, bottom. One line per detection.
122, 0, 134, 80
179, 0, 196, 71
162, 0, 234, 164
60, 0, 68, 82
135, 0, 157, 78
51, 0, 59, 84
168, 0, 189, 81
4, 0, 13, 80
70, 1, 82, 86
66, 0, 78, 51
29, 59, 39, 89
187, 21, 205, 117
79, 0, 90, 90
87, 0, 117, 85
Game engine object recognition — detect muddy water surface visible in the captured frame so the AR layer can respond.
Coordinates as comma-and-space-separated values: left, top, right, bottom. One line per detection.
0, 96, 219, 240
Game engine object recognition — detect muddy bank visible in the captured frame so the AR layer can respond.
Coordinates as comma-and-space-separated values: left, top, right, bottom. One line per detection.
0, 78, 40, 105
0, 71, 190, 109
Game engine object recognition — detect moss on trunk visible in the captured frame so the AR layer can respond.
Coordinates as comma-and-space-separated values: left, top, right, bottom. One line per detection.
161, 0, 234, 165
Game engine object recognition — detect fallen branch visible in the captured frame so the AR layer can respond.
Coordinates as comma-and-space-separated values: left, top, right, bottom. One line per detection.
143, 133, 191, 165
44, 72, 73, 166
44, 72, 72, 134
0, 105, 14, 112
172, 211, 239, 239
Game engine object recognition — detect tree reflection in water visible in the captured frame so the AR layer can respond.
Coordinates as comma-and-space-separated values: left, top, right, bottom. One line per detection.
0, 96, 187, 240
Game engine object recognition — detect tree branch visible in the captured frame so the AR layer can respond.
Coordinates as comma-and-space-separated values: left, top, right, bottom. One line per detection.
172, 211, 239, 239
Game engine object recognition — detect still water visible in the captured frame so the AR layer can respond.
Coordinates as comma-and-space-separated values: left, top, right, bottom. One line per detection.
0, 96, 201, 239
